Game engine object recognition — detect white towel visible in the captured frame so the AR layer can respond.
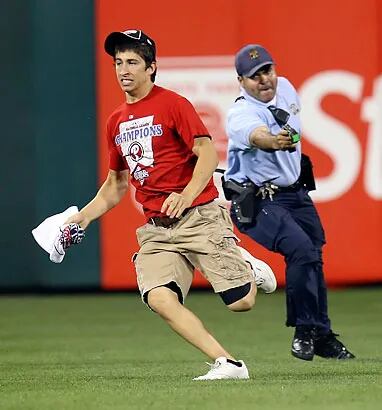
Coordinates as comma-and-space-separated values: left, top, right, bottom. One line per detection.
32, 206, 79, 263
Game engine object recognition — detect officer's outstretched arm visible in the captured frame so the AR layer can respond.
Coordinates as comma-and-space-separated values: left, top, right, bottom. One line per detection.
250, 126, 296, 151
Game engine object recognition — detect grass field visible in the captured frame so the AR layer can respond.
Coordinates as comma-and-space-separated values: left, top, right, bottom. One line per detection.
0, 288, 381, 410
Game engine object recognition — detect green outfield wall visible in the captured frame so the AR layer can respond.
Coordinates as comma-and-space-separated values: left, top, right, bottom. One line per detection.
0, 0, 99, 289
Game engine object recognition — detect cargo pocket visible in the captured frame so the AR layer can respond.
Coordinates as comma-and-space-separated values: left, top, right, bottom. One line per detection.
208, 229, 243, 279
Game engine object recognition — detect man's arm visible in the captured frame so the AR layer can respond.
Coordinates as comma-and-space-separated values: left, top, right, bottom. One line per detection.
161, 136, 218, 218
249, 126, 296, 150
66, 169, 129, 229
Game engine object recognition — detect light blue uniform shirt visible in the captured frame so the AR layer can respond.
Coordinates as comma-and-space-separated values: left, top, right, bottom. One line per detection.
225, 77, 301, 187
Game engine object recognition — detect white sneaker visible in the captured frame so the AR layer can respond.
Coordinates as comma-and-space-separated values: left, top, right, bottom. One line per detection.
238, 247, 277, 293
193, 357, 249, 380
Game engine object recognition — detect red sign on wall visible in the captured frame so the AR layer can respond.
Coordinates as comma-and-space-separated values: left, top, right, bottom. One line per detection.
95, 0, 382, 289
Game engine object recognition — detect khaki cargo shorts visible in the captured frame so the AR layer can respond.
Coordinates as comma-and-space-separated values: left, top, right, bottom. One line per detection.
133, 201, 253, 304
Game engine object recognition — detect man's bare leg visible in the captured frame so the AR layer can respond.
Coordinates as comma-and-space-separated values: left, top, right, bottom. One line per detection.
147, 286, 234, 360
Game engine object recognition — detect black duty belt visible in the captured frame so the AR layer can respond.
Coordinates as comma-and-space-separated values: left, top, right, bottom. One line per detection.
275, 180, 302, 192
256, 180, 303, 201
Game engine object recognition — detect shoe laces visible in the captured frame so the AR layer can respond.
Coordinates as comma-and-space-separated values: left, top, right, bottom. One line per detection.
255, 276, 265, 286
317, 331, 351, 354
316, 331, 354, 358
245, 259, 265, 287
204, 359, 223, 374
253, 267, 265, 286
317, 331, 340, 344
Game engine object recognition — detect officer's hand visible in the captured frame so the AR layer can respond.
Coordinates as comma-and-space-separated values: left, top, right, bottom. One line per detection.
275, 130, 296, 151
161, 192, 194, 218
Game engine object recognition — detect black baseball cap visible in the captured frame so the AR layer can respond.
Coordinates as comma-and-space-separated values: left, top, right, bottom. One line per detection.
235, 44, 274, 77
104, 29, 156, 58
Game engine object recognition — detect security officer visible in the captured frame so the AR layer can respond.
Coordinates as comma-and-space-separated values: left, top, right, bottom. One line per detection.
224, 44, 354, 360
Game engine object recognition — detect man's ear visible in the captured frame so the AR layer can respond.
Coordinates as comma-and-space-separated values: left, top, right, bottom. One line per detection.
148, 61, 157, 73
238, 75, 244, 85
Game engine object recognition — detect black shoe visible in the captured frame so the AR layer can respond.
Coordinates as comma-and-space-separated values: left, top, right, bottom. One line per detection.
291, 326, 315, 361
314, 331, 355, 359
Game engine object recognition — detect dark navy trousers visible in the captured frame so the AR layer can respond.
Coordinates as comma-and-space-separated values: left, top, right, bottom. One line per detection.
231, 187, 331, 333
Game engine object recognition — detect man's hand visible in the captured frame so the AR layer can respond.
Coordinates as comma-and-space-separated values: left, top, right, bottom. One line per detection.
160, 137, 217, 218
250, 126, 297, 151
57, 223, 85, 251
161, 192, 194, 218
65, 212, 90, 229
274, 129, 296, 150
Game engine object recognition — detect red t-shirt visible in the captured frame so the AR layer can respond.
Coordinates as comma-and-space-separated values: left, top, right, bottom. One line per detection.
107, 85, 218, 218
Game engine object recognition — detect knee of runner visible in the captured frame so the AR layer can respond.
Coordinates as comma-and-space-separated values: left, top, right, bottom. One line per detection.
146, 286, 180, 315
219, 283, 255, 311
227, 292, 255, 312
